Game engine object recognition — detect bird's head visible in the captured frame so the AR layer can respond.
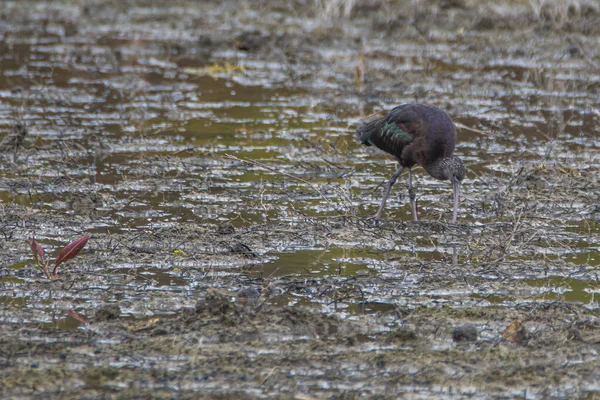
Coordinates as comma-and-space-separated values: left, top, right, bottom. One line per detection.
430, 156, 465, 182
450, 156, 466, 184
427, 156, 466, 223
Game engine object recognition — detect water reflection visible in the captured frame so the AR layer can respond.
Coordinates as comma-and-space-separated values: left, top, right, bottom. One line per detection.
1, 3, 599, 318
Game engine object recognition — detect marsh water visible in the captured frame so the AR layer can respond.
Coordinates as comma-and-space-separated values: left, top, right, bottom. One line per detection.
1, 0, 600, 398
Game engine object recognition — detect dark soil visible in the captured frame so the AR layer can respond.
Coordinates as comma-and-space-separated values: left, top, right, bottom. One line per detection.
1, 0, 600, 398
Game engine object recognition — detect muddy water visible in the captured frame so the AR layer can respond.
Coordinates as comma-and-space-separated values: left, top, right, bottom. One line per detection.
2, 0, 600, 398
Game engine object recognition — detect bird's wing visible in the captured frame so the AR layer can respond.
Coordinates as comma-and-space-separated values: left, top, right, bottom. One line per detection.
358, 104, 416, 155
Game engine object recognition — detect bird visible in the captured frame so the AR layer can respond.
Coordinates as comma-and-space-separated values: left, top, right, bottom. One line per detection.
357, 104, 465, 223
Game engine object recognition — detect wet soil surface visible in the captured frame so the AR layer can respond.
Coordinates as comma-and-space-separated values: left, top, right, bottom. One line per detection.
2, 0, 600, 398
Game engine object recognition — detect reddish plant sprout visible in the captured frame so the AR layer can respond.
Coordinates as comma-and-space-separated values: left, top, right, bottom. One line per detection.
27, 234, 90, 279
52, 235, 90, 278
28, 236, 50, 279
66, 309, 89, 325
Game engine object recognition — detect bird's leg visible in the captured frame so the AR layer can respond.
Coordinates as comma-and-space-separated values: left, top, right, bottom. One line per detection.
374, 166, 404, 220
408, 168, 418, 222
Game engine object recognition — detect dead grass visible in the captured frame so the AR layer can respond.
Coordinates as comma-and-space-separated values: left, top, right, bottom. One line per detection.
313, 0, 357, 21
527, 0, 599, 30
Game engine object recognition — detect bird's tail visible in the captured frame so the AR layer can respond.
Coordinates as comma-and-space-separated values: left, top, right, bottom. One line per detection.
357, 118, 384, 146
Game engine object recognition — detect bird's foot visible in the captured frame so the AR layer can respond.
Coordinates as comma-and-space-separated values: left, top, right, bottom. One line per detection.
362, 214, 382, 226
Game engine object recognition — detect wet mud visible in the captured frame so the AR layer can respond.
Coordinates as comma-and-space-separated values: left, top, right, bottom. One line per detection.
1, 0, 600, 398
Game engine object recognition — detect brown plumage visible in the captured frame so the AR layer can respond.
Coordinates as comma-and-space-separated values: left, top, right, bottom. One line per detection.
358, 104, 465, 223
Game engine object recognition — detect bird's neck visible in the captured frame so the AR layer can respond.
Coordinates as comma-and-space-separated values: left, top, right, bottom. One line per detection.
425, 157, 454, 181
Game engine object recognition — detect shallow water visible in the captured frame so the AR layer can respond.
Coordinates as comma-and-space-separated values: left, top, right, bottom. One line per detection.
2, 1, 600, 398
2, 3, 599, 302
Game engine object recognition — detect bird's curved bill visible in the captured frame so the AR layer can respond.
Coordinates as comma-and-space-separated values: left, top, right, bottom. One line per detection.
452, 177, 461, 224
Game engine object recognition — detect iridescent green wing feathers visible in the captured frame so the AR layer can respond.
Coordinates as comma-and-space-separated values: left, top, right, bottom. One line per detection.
358, 105, 415, 156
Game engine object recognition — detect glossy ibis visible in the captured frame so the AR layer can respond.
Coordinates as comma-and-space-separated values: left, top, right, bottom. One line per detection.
358, 104, 465, 223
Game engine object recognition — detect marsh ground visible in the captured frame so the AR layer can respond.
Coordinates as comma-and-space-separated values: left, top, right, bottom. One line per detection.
1, 0, 600, 398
